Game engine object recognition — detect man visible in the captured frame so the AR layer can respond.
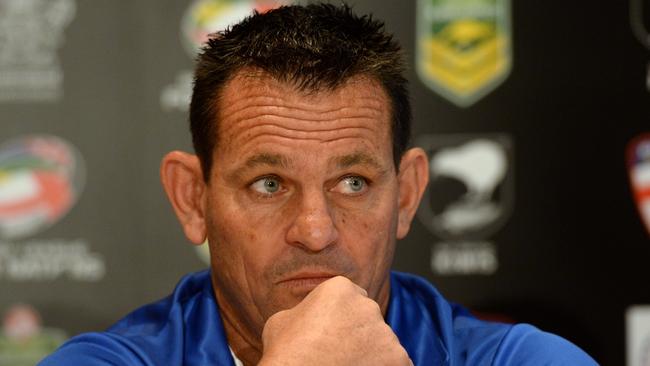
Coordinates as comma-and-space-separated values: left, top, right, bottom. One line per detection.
39, 4, 597, 365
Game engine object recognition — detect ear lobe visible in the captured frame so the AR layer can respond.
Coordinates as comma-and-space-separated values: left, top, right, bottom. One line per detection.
160, 151, 207, 245
396, 148, 429, 239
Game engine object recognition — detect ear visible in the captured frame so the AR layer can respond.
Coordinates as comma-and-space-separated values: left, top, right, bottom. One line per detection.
160, 151, 207, 245
396, 147, 429, 239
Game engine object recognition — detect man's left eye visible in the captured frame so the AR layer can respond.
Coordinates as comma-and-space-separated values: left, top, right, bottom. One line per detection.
334, 176, 368, 194
250, 176, 283, 196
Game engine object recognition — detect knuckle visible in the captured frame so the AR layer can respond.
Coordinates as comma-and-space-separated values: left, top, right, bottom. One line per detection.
265, 309, 287, 327
388, 343, 410, 365
330, 275, 349, 285
359, 296, 381, 314
321, 275, 348, 292
379, 322, 396, 337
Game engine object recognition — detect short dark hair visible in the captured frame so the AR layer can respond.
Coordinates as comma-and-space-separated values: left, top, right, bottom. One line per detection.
190, 3, 411, 180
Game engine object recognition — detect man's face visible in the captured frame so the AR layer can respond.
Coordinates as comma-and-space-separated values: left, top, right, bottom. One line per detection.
205, 72, 400, 335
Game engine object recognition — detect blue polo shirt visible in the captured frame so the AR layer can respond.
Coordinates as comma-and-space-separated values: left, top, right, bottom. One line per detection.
38, 270, 598, 365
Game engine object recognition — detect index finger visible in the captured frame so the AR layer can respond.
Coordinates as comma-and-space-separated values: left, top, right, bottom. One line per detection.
321, 275, 369, 297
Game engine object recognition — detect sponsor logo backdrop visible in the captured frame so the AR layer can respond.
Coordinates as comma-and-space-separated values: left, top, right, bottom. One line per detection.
0, 1, 647, 365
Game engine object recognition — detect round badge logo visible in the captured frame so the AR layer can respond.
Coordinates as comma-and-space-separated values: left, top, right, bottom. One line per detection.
0, 135, 84, 240
627, 133, 650, 237
180, 0, 290, 57
416, 135, 514, 240
0, 304, 67, 365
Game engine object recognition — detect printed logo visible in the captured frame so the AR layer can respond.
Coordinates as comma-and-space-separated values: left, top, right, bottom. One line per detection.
627, 134, 650, 236
0, 0, 76, 102
627, 305, 650, 366
0, 135, 84, 240
416, 134, 514, 275
161, 0, 290, 111
0, 136, 105, 282
416, 0, 512, 107
0, 304, 67, 366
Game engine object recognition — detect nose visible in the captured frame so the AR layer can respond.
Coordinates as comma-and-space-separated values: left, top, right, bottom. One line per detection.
285, 189, 339, 252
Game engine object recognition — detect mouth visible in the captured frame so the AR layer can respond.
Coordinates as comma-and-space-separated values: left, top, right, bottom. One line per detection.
276, 271, 340, 293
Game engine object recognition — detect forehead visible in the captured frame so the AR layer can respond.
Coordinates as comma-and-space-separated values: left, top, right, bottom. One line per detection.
220, 68, 389, 99
216, 71, 391, 124
213, 71, 393, 160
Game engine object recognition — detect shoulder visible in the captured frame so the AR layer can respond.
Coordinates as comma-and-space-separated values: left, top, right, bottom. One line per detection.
37, 332, 152, 366
491, 323, 599, 365
38, 270, 219, 366
389, 272, 598, 366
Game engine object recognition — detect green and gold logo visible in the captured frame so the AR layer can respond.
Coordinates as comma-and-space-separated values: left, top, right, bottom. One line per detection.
416, 0, 512, 107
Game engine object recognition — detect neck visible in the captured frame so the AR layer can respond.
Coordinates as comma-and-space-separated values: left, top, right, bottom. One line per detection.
376, 275, 392, 316
221, 314, 262, 366
211, 276, 264, 366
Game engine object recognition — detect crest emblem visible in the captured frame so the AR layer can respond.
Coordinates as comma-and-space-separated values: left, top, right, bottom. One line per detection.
627, 133, 650, 236
416, 0, 512, 107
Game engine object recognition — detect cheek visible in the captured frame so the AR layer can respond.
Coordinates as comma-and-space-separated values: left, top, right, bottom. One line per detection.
211, 187, 273, 238
208, 194, 288, 279
210, 216, 259, 270
335, 192, 398, 266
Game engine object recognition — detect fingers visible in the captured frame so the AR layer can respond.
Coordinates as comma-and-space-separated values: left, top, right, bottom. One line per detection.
261, 273, 411, 366
319, 275, 368, 297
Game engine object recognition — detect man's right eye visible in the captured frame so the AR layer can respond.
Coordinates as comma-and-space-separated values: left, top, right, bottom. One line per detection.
250, 176, 283, 196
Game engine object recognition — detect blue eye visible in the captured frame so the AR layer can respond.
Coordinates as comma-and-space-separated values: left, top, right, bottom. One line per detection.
251, 177, 282, 195
335, 176, 368, 194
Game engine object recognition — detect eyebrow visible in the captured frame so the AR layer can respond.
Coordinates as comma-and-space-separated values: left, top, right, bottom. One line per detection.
329, 152, 385, 171
244, 153, 292, 169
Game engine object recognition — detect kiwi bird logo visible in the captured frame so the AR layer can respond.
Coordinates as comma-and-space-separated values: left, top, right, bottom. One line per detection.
431, 139, 507, 205
417, 135, 514, 239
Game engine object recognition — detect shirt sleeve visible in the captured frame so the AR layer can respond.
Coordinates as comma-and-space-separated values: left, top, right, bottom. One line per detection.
490, 324, 599, 366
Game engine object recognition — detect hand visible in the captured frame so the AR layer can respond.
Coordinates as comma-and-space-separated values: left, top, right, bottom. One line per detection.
258, 276, 413, 366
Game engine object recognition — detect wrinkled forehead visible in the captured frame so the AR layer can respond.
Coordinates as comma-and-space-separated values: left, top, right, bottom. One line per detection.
214, 69, 393, 135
